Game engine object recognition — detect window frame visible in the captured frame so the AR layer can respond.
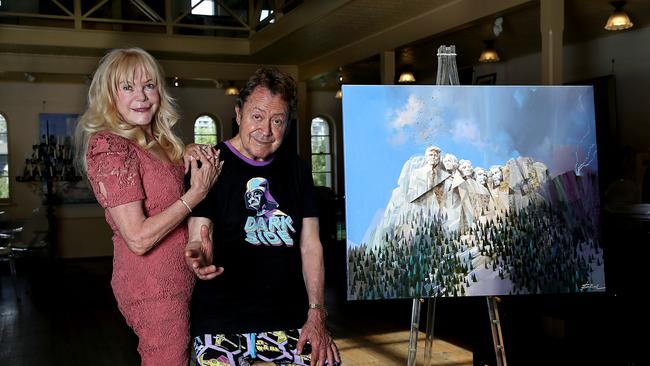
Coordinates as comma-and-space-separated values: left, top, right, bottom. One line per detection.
310, 116, 335, 191
0, 112, 10, 202
193, 113, 221, 146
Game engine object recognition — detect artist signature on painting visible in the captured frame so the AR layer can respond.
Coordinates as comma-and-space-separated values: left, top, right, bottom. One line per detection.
580, 283, 606, 291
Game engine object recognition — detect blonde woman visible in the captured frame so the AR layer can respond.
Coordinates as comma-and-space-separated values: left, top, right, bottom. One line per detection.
75, 47, 222, 366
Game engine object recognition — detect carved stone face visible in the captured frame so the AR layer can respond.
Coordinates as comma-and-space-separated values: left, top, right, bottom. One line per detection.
490, 166, 503, 187
459, 160, 473, 179
425, 147, 441, 167
442, 154, 458, 172
474, 168, 487, 186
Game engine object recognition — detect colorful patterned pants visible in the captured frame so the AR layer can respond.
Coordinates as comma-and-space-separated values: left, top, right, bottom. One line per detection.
192, 329, 312, 366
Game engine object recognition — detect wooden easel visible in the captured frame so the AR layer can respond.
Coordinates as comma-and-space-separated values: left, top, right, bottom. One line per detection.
406, 45, 507, 366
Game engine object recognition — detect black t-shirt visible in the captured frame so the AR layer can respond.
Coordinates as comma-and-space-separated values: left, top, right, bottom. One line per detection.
187, 141, 318, 335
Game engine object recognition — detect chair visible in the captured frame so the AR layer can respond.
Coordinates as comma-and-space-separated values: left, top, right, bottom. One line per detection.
0, 208, 50, 302
0, 227, 23, 302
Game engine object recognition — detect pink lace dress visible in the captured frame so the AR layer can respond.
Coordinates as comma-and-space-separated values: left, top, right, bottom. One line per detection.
86, 131, 195, 366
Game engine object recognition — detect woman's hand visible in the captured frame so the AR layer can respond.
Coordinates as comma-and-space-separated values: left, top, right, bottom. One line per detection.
184, 143, 218, 173
187, 146, 223, 202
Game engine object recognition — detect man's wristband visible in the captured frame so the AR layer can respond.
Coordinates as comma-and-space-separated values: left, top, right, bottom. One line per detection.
308, 303, 328, 316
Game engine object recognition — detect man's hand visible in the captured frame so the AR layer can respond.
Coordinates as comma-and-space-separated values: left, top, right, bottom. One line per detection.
184, 143, 219, 174
296, 309, 340, 366
185, 224, 224, 280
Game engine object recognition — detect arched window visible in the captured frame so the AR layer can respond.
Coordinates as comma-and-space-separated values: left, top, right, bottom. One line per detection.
194, 114, 219, 145
310, 116, 333, 188
0, 113, 9, 200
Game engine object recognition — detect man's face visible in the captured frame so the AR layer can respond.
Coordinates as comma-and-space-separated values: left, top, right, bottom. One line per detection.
246, 189, 264, 210
426, 148, 440, 166
235, 86, 288, 161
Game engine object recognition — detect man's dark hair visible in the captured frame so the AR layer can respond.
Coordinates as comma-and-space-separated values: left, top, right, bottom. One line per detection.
236, 67, 297, 124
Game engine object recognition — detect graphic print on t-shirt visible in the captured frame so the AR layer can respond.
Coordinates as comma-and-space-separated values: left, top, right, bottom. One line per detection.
243, 177, 296, 247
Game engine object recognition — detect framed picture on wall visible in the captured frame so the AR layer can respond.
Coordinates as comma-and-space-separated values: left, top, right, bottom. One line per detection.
475, 73, 497, 85
38, 113, 96, 204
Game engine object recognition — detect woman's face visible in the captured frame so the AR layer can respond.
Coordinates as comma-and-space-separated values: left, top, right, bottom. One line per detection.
115, 67, 160, 132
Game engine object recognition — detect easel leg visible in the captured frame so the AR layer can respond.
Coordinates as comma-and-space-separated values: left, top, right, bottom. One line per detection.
407, 298, 422, 366
423, 298, 437, 366
486, 296, 507, 366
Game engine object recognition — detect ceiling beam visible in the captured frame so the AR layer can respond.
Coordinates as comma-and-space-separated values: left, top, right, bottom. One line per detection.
0, 25, 250, 56
0, 52, 297, 81
297, 0, 533, 80
250, 0, 353, 54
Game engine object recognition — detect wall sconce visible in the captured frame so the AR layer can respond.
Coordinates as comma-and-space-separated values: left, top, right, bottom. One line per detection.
398, 70, 416, 83
173, 76, 180, 87
335, 67, 343, 99
224, 81, 239, 96
335, 87, 342, 99
478, 40, 500, 63
604, 1, 633, 31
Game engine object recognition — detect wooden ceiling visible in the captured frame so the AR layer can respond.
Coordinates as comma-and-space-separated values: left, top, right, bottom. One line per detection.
1, 0, 648, 88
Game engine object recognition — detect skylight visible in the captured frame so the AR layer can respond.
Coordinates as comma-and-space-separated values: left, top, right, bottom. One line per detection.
260, 9, 275, 23
191, 0, 214, 16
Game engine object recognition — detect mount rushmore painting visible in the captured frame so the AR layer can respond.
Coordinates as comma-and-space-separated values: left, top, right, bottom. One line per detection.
342, 85, 604, 300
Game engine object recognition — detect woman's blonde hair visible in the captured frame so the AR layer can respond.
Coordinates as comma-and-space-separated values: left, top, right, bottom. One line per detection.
75, 47, 184, 173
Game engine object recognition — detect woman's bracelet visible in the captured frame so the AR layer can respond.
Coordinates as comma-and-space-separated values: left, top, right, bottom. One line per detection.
179, 198, 192, 213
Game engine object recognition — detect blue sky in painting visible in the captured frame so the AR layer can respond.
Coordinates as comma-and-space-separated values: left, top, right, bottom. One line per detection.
342, 85, 597, 245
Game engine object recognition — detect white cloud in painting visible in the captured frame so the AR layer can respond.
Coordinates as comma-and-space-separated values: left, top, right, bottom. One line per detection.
388, 94, 423, 129
387, 94, 424, 146
387, 93, 445, 146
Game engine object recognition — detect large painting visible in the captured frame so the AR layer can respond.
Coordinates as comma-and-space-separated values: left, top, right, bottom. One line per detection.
343, 85, 604, 300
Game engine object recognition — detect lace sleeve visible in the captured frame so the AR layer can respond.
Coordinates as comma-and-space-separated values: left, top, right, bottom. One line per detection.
86, 132, 145, 208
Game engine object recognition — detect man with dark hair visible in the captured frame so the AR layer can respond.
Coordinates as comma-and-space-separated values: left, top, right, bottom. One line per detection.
185, 67, 340, 366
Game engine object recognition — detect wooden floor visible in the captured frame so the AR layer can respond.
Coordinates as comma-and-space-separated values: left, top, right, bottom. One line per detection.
0, 258, 472, 366
3, 255, 645, 366
334, 330, 472, 366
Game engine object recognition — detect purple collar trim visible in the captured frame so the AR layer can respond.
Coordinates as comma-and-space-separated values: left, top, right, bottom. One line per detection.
225, 140, 275, 166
